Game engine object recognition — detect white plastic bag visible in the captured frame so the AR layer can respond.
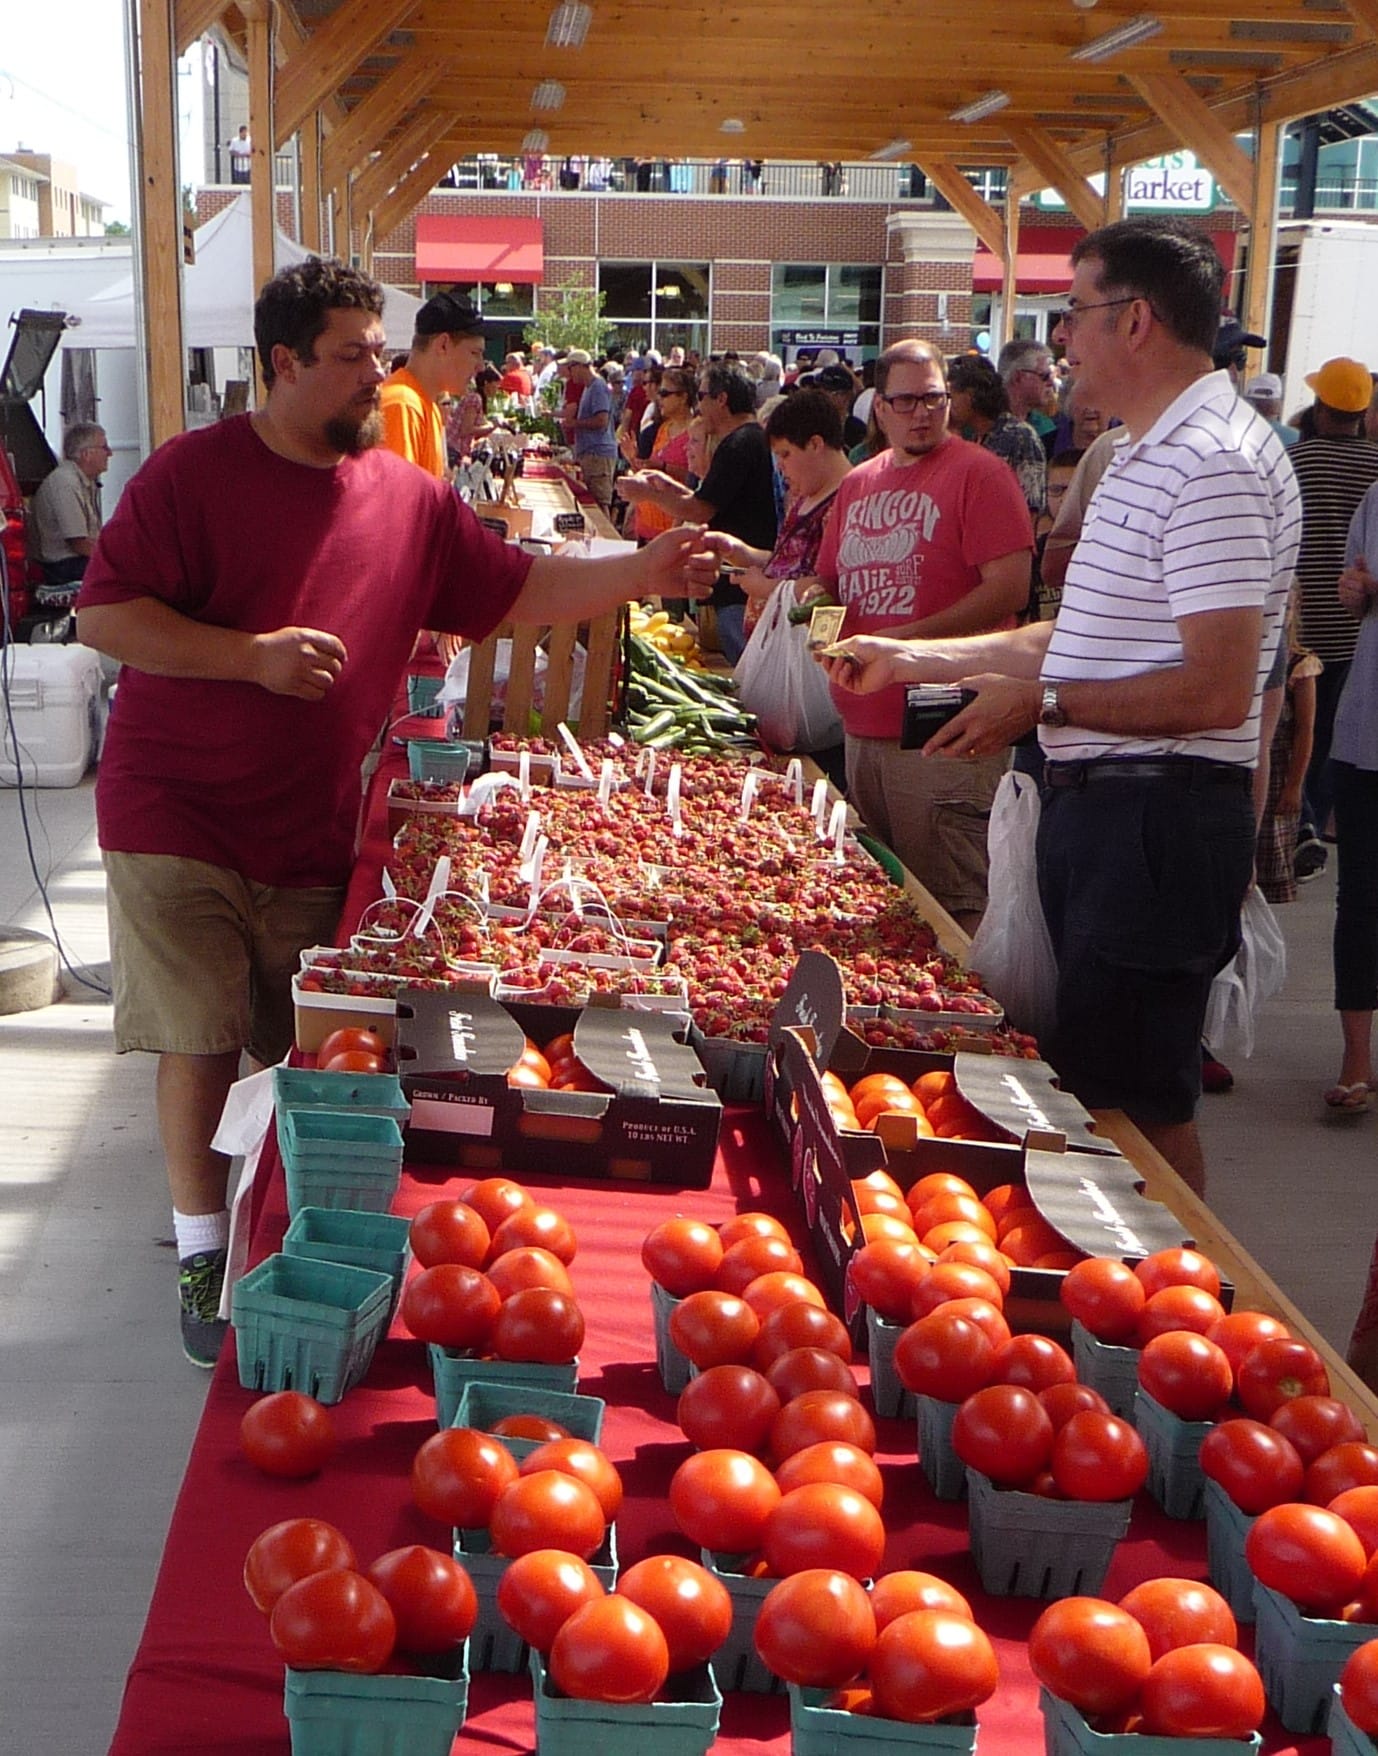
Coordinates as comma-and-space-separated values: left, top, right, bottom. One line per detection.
1203, 886, 1287, 1062
732, 582, 843, 753
966, 769, 1059, 1041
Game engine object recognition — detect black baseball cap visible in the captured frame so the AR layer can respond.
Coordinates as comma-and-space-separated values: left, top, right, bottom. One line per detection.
814, 365, 858, 394
1212, 315, 1266, 367
415, 290, 485, 338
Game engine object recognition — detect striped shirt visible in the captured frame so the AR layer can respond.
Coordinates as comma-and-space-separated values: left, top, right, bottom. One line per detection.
1040, 371, 1301, 765
1288, 436, 1378, 663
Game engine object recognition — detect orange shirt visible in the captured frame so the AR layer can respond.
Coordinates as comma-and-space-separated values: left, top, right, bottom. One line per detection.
379, 367, 447, 479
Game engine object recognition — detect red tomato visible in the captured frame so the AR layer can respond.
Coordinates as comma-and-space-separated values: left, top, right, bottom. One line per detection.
1039, 1383, 1111, 1431
490, 1413, 569, 1444
869, 1609, 1000, 1723
316, 1026, 388, 1066
1246, 1502, 1368, 1612
269, 1569, 395, 1672
775, 1441, 884, 1508
952, 1384, 1054, 1486
496, 1549, 606, 1652
1198, 1418, 1307, 1515
1138, 1645, 1265, 1739
741, 1271, 826, 1320
870, 1571, 973, 1628
892, 1311, 995, 1402
905, 1167, 975, 1205
1134, 1248, 1222, 1299
678, 1364, 781, 1454
849, 1240, 932, 1323
244, 1517, 357, 1614
486, 1245, 575, 1301
616, 1554, 734, 1672
908, 1191, 997, 1244
1051, 1411, 1148, 1502
989, 1333, 1075, 1393
766, 1346, 860, 1404
408, 1200, 491, 1270
1118, 1578, 1238, 1660
1235, 1337, 1330, 1419
669, 1448, 782, 1554
1353, 1550, 1378, 1623
716, 1234, 805, 1295
1340, 1639, 1378, 1734
938, 1297, 1011, 1353
1331, 1487, 1378, 1558
549, 1595, 669, 1703
459, 1176, 532, 1234
936, 1238, 1011, 1298
1136, 1283, 1228, 1345
763, 1482, 887, 1581
506, 1062, 549, 1090
410, 1427, 519, 1529
400, 1263, 501, 1351
490, 1287, 584, 1364
520, 1439, 623, 1521
718, 1211, 792, 1248
1059, 1258, 1146, 1344
910, 1261, 1004, 1318
239, 1391, 336, 1479
754, 1569, 877, 1688
1137, 1331, 1235, 1422
365, 1545, 478, 1654
770, 1389, 876, 1463
1272, 1395, 1368, 1465
490, 1469, 606, 1561
1206, 1309, 1291, 1377
752, 1302, 854, 1369
491, 1205, 577, 1264
1307, 1443, 1378, 1505
669, 1289, 761, 1369
321, 1049, 385, 1074
1028, 1597, 1154, 1716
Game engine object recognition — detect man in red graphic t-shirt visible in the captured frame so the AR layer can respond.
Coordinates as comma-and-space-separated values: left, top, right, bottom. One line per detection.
812, 339, 1033, 929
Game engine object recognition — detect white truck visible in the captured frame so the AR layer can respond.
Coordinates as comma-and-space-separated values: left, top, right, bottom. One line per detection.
1273, 218, 1378, 420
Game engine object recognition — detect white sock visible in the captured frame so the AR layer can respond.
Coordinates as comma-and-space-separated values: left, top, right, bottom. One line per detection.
173, 1208, 230, 1260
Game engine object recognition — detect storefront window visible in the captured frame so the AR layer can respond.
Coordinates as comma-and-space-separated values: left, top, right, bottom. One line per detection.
770, 263, 881, 363
599, 261, 710, 357
771, 264, 827, 325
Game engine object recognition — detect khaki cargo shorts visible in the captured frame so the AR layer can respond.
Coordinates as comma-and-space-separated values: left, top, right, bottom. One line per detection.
104, 852, 345, 1064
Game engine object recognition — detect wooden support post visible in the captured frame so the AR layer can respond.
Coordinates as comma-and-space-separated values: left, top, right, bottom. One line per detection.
136, 0, 186, 447
245, 0, 275, 363
1000, 185, 1020, 350
1127, 73, 1257, 215
300, 112, 323, 253
1244, 114, 1283, 359
1102, 142, 1125, 226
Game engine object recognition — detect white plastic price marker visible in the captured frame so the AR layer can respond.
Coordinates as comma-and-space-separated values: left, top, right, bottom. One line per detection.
607, 730, 625, 749
518, 809, 542, 863
558, 722, 596, 782
412, 855, 452, 937
642, 750, 657, 797
518, 749, 532, 800
597, 758, 615, 809
827, 799, 849, 865
811, 777, 830, 831
738, 766, 763, 823
666, 762, 684, 838
381, 865, 398, 901
784, 758, 805, 804
461, 772, 520, 815
521, 834, 548, 895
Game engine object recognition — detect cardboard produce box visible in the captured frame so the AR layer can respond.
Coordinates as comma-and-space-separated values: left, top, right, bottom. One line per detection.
394, 987, 721, 1185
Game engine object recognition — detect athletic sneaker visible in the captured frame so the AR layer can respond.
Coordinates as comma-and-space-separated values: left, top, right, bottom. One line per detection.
178, 1248, 229, 1368
1295, 836, 1328, 881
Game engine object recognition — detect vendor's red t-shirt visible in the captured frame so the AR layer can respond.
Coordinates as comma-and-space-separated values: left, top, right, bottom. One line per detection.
814, 436, 1033, 739
78, 417, 532, 887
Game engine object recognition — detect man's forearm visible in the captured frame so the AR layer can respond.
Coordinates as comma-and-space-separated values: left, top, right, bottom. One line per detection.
888, 621, 1052, 684
515, 549, 659, 622
76, 598, 258, 681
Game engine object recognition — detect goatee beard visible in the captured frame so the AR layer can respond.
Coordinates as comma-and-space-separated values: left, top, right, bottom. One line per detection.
326, 409, 383, 456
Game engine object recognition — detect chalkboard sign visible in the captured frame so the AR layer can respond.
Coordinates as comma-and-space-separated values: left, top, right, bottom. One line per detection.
554, 512, 587, 536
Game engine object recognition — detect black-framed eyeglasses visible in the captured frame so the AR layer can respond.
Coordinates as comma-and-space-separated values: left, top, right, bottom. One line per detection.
880, 391, 950, 415
1058, 296, 1139, 330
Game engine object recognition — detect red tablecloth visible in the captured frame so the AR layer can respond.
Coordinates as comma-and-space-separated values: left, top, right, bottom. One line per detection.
108, 733, 1322, 1756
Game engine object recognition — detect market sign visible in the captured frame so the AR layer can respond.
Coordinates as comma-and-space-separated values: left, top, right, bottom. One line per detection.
775, 328, 862, 347
1034, 151, 1216, 213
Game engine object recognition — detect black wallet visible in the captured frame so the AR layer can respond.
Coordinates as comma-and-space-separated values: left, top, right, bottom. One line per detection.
900, 685, 976, 749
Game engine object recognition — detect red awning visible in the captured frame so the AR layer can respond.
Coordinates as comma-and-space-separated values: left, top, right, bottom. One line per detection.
972, 227, 1239, 294
414, 216, 544, 284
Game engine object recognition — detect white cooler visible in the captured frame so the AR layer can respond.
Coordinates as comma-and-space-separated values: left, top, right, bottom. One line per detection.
1, 644, 104, 788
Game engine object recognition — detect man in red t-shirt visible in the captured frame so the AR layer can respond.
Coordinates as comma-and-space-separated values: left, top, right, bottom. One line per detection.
75, 259, 713, 1367
499, 351, 534, 402
813, 339, 1033, 929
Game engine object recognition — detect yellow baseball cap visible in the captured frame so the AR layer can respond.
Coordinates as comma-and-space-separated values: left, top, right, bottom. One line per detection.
1305, 357, 1374, 415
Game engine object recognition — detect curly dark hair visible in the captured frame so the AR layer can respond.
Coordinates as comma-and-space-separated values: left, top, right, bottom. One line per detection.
946, 355, 1009, 421
763, 387, 844, 450
255, 257, 385, 387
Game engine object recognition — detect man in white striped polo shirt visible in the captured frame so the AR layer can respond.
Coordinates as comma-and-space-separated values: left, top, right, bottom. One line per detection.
826, 217, 1301, 1196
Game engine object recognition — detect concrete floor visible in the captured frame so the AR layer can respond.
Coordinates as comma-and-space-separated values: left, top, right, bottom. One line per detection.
0, 769, 1374, 1755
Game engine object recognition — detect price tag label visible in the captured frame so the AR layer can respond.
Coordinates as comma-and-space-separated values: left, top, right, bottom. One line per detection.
554, 512, 587, 536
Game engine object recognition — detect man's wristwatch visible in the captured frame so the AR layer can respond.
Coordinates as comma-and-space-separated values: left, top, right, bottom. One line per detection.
1038, 683, 1068, 729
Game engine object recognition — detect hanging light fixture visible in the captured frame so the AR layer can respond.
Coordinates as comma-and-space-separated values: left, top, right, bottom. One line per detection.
531, 80, 566, 110
1070, 14, 1164, 61
546, 2, 593, 48
521, 128, 550, 153
949, 91, 1011, 124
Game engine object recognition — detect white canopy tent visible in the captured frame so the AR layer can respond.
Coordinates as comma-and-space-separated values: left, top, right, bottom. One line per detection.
63, 195, 423, 351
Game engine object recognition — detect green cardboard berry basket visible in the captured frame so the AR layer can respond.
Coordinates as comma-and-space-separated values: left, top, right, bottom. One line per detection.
915, 1393, 966, 1501
232, 1253, 393, 1404
650, 1280, 693, 1395
430, 1344, 579, 1429
278, 1107, 406, 1163
1132, 1389, 1210, 1520
1039, 1686, 1261, 1756
282, 1206, 412, 1327
406, 673, 445, 713
453, 1379, 606, 1459
529, 1651, 722, 1756
1253, 1582, 1378, 1735
283, 1156, 403, 1221
283, 1649, 469, 1756
791, 1686, 977, 1756
1202, 1476, 1258, 1625
701, 1549, 784, 1694
455, 1523, 618, 1675
867, 1307, 916, 1421
967, 1468, 1131, 1599
1329, 1686, 1378, 1756
274, 1065, 410, 1121
1069, 1321, 1141, 1421
407, 739, 473, 784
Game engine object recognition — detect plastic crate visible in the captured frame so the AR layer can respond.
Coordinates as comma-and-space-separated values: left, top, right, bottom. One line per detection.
232, 1254, 393, 1404
1133, 1389, 1210, 1520
282, 1206, 412, 1326
278, 1107, 406, 1165
274, 1065, 410, 1121
967, 1468, 1130, 1599
791, 1686, 976, 1756
431, 1344, 579, 1429
530, 1651, 722, 1756
867, 1307, 916, 1421
1330, 1689, 1378, 1756
915, 1394, 966, 1501
1040, 1685, 1262, 1756
1202, 1477, 1258, 1625
453, 1379, 606, 1459
1253, 1582, 1378, 1735
701, 1550, 783, 1694
650, 1280, 693, 1395
283, 1651, 468, 1756
1069, 1321, 1141, 1421
456, 1523, 618, 1675
407, 739, 473, 784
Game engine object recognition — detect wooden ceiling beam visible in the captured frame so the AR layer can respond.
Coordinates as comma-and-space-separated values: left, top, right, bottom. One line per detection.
1341, 0, 1378, 37
274, 0, 416, 144
275, 1, 346, 134
175, 0, 229, 55
1127, 71, 1259, 212
374, 151, 449, 245
352, 109, 452, 216
1003, 124, 1105, 231
321, 51, 446, 186
914, 160, 1008, 258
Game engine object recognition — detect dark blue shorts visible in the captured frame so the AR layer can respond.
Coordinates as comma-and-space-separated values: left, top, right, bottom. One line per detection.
1037, 760, 1256, 1125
